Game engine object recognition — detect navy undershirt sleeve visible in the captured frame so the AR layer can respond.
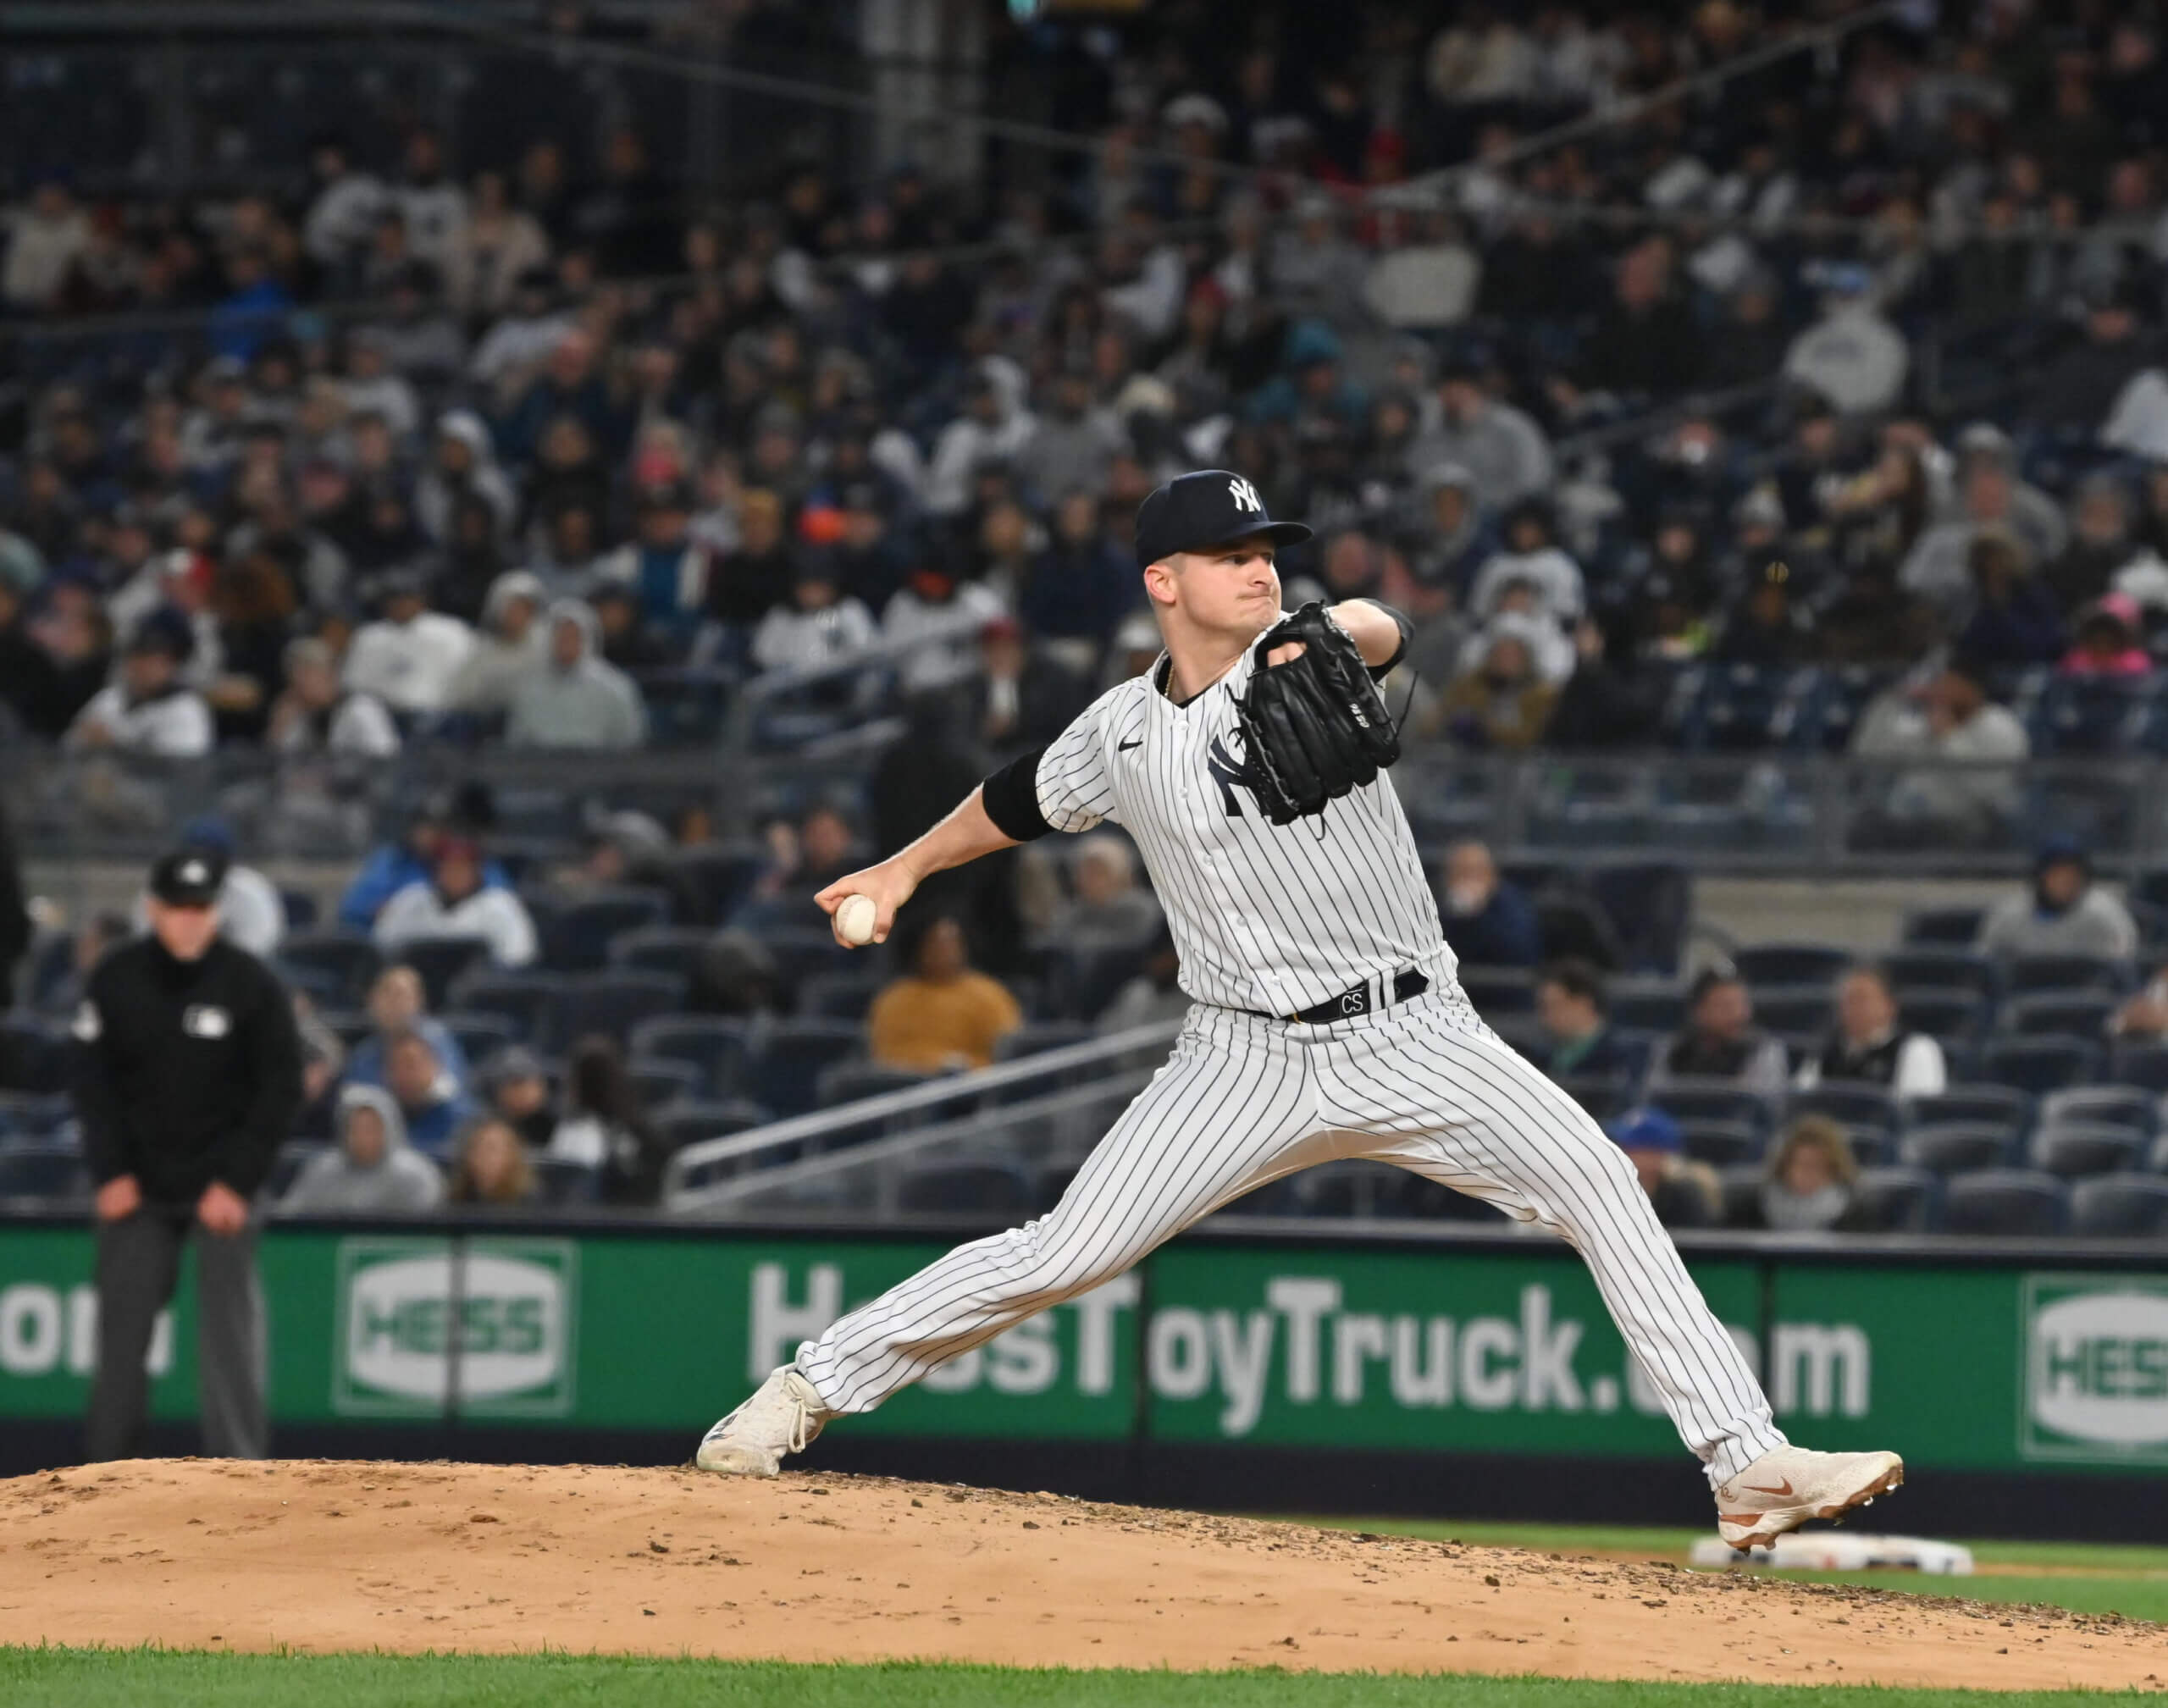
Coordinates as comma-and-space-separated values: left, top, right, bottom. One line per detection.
1365, 602, 1413, 679
980, 745, 1054, 842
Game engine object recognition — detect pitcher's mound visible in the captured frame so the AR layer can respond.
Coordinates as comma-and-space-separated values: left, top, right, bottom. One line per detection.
0, 1460, 2156, 1689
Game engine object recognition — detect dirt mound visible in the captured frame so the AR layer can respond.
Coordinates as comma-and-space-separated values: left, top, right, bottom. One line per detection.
1, 1460, 2160, 1689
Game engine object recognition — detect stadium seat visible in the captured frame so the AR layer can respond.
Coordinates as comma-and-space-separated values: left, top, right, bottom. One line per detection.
395, 935, 495, 1009
0, 1092, 71, 1140
672, 843, 770, 926
628, 1016, 752, 1099
2067, 1175, 2168, 1237
1883, 948, 1999, 1003
0, 1020, 68, 1096
607, 927, 714, 980
744, 1020, 863, 1118
1733, 943, 1853, 989
1900, 908, 1988, 948
633, 666, 733, 747
546, 888, 672, 971
1585, 864, 1691, 975
1679, 1119, 1762, 1167
816, 1061, 940, 1109
897, 1158, 1037, 1215
1457, 966, 1535, 1014
799, 971, 887, 1021
2029, 674, 2149, 755
1783, 1084, 1897, 1137
275, 932, 383, 1006
1942, 1169, 2068, 1235
2038, 1086, 2156, 1136
1977, 1036, 2099, 1095
545, 971, 688, 1052
1900, 1124, 2016, 1175
1850, 1166, 1940, 1231
439, 1011, 517, 1065
1557, 1075, 1635, 1121
757, 926, 860, 992
279, 888, 319, 931
2003, 954, 2134, 998
1894, 986, 1989, 1046
1901, 1084, 2032, 1136
627, 1059, 702, 1110
2030, 1124, 2146, 1180
532, 1157, 601, 1205
2107, 1039, 2168, 1092
652, 1100, 774, 1158
1607, 981, 1684, 1031
1748, 987, 1832, 1037
0, 1145, 91, 1201
2000, 992, 2119, 1038
1033, 1161, 1081, 1213
448, 972, 567, 1047
1380, 1171, 1511, 1222
1645, 1080, 1773, 1132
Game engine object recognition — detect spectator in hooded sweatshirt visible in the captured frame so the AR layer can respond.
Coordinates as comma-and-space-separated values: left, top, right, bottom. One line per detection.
335, 786, 506, 931
751, 550, 878, 677
506, 600, 646, 749
1979, 837, 2139, 962
415, 410, 516, 550
445, 569, 549, 716
374, 837, 538, 967
924, 359, 1036, 516
379, 1026, 477, 1158
1404, 357, 1554, 511
341, 567, 476, 715
268, 636, 402, 757
281, 1083, 445, 1213
64, 611, 213, 758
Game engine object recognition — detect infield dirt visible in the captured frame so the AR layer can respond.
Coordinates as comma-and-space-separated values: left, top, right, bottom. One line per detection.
2, 1461, 2160, 1690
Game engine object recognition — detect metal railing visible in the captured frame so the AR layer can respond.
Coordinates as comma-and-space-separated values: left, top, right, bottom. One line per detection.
661, 1020, 1184, 1211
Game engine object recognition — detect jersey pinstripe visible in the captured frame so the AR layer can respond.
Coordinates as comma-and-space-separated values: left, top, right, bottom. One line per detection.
1035, 626, 1448, 1016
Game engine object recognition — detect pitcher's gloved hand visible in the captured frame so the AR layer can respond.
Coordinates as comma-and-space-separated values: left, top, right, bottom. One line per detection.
1233, 600, 1402, 826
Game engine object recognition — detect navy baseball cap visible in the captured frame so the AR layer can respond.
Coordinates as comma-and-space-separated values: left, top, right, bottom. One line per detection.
1133, 469, 1312, 569
1604, 1106, 1684, 1155
149, 843, 229, 907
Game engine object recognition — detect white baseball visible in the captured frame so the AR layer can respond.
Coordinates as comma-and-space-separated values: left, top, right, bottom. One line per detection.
835, 893, 878, 947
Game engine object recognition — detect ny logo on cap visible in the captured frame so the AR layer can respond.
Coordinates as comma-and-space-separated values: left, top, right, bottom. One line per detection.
1226, 476, 1263, 514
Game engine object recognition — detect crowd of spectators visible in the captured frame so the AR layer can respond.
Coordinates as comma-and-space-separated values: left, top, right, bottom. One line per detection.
6, 3, 2168, 802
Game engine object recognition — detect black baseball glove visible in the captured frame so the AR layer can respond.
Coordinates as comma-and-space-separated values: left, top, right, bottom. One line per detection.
1232, 601, 1402, 826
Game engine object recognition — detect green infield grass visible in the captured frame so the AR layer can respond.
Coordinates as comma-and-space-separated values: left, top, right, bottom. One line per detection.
3, 1650, 2165, 1708
1297, 1519, 2168, 1625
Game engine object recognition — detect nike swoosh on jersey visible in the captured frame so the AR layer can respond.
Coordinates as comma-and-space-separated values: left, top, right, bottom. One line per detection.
1118, 738, 1142, 750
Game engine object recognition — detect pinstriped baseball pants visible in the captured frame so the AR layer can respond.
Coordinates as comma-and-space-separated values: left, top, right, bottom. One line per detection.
794, 982, 1789, 1487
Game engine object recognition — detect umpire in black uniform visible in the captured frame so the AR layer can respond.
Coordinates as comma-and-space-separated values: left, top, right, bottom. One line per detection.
73, 843, 302, 1460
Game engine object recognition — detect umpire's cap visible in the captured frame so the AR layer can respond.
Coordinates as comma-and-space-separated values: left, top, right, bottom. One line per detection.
149, 843, 229, 908
1133, 469, 1312, 568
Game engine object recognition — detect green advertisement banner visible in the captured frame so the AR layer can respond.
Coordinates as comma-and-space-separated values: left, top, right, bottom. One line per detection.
3, 1224, 2164, 1473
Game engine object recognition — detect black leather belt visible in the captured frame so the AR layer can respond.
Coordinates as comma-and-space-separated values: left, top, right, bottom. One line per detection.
1250, 967, 1430, 1025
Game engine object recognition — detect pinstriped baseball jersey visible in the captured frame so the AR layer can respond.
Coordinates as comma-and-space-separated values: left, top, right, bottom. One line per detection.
1034, 623, 1450, 1018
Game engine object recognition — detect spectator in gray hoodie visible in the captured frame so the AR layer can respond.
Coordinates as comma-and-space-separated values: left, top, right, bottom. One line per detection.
506, 600, 646, 749
281, 1084, 445, 1214
1404, 358, 1554, 512
447, 569, 548, 716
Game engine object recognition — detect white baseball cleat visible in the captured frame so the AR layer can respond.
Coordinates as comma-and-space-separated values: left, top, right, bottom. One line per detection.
694, 1365, 832, 1477
1715, 1445, 1905, 1550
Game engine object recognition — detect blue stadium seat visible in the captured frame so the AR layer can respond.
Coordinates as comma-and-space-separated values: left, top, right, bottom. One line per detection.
276, 932, 383, 1006
799, 971, 886, 1021
897, 1158, 1037, 1215
626, 1059, 702, 1110
757, 926, 860, 992
2038, 1086, 2156, 1136
1895, 986, 1989, 1047
2029, 1124, 2145, 1180
744, 1020, 863, 1118
280, 888, 319, 931
816, 1061, 938, 1109
1734, 943, 1852, 989
2000, 992, 2119, 1038
0, 1146, 91, 1201
1646, 1080, 1773, 1132
1558, 1076, 1635, 1121
1797, 665, 1895, 753
633, 666, 734, 747
395, 935, 495, 1009
0, 1019, 68, 1095
1901, 1084, 2032, 1134
673, 843, 770, 926
1679, 1119, 1762, 1167
1883, 948, 1999, 1005
2107, 1039, 2168, 1092
546, 888, 672, 971
1585, 864, 1691, 976
448, 972, 567, 1047
1783, 1085, 1897, 1140
628, 1016, 752, 1099
533, 1157, 601, 1205
2068, 1175, 2168, 1237
1851, 1166, 1940, 1231
607, 927, 714, 980
1942, 1169, 2068, 1235
1978, 1036, 2099, 1094
1752, 987, 1833, 1036
2003, 954, 2134, 998
1607, 981, 1684, 1032
545, 971, 688, 1052
1900, 908, 1988, 948
652, 1100, 773, 1157
1457, 966, 1535, 1014
2028, 675, 2149, 755
0, 1092, 71, 1140
1900, 1123, 2014, 1175
439, 1011, 517, 1066
1689, 663, 1802, 751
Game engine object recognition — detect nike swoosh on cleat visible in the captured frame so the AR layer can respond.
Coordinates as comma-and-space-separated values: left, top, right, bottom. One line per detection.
1741, 1478, 1795, 1497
